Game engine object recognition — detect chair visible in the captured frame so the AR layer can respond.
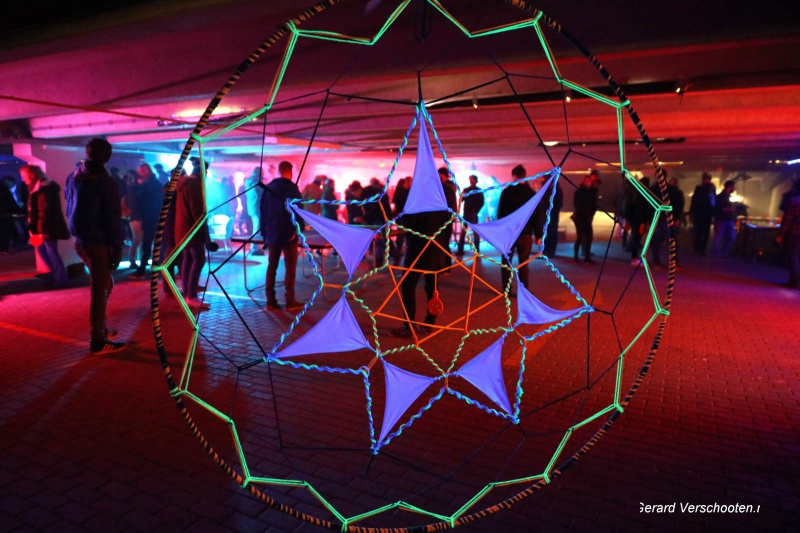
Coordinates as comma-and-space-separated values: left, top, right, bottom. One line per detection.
208, 214, 233, 253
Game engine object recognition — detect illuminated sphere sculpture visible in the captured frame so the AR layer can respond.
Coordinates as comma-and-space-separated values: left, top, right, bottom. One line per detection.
150, 1, 676, 530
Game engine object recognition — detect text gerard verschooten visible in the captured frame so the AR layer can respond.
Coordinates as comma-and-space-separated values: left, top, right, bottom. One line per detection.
640, 502, 760, 514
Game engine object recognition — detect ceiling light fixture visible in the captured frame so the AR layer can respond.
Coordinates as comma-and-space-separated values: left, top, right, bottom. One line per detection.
674, 80, 690, 96
171, 106, 245, 120
472, 94, 478, 109
564, 88, 572, 103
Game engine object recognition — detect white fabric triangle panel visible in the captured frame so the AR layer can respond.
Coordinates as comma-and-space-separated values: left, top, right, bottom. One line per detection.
378, 360, 436, 444
471, 174, 554, 255
515, 284, 587, 326
276, 296, 371, 358
291, 205, 375, 277
401, 117, 448, 215
453, 337, 513, 415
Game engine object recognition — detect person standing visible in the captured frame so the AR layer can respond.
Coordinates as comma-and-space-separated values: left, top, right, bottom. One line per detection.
361, 177, 390, 224
572, 170, 600, 264
152, 163, 170, 185
666, 176, 686, 266
160, 167, 185, 286
391, 176, 411, 264
438, 167, 458, 266
498, 164, 535, 292
531, 176, 549, 252
13, 175, 29, 241
361, 177, 391, 268
345, 180, 365, 225
243, 166, 264, 255
392, 176, 411, 218
261, 161, 304, 311
625, 177, 650, 266
20, 165, 71, 287
457, 174, 484, 256
648, 176, 671, 268
65, 138, 126, 354
390, 197, 450, 338
320, 177, 338, 221
711, 180, 736, 258
776, 181, 800, 288
0, 176, 23, 254
302, 175, 325, 216
689, 173, 716, 255
175, 158, 210, 310
109, 167, 126, 198
779, 179, 800, 214
125, 170, 143, 269
128, 163, 163, 278
542, 178, 563, 257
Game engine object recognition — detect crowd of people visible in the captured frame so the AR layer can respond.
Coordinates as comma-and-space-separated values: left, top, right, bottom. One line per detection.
5, 140, 800, 354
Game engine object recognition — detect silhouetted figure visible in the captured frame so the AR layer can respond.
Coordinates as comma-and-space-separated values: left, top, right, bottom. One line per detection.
390, 198, 450, 338
160, 167, 185, 286
302, 175, 325, 216
361, 177, 391, 268
542, 179, 563, 257
243, 167, 264, 255
457, 174, 484, 255
0, 176, 22, 253
648, 174, 670, 268
711, 180, 736, 258
321, 177, 338, 221
531, 176, 549, 252
438, 167, 458, 266
498, 164, 535, 292
665, 176, 686, 266
175, 158, 210, 310
345, 180, 364, 225
153, 163, 170, 185
128, 163, 163, 278
572, 170, 600, 264
690, 173, 715, 255
776, 180, 800, 288
391, 176, 411, 264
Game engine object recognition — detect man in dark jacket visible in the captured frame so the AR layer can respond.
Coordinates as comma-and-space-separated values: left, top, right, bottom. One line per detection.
391, 194, 451, 338
243, 166, 264, 255
438, 167, 458, 267
390, 176, 411, 264
498, 164, 535, 292
664, 176, 686, 266
128, 163, 163, 278
361, 177, 392, 265
456, 174, 484, 256
572, 170, 600, 264
20, 164, 71, 287
260, 161, 304, 311
531, 177, 549, 249
65, 138, 126, 354
542, 179, 563, 257
689, 173, 715, 255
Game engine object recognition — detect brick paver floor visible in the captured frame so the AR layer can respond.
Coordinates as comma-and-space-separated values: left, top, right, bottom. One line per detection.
1, 231, 798, 532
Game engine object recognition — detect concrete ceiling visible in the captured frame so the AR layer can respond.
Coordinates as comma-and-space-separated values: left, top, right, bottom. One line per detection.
1, 0, 799, 174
